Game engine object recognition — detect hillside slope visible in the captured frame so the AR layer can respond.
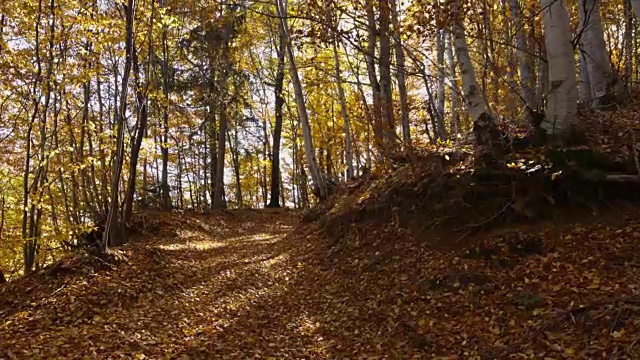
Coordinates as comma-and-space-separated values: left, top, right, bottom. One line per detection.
2, 201, 640, 358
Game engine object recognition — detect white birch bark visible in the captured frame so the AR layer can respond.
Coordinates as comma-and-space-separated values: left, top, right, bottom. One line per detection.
452, 23, 490, 126
275, 0, 327, 198
451, 1, 497, 164
540, 0, 577, 139
445, 31, 460, 135
579, 0, 624, 107
579, 51, 592, 103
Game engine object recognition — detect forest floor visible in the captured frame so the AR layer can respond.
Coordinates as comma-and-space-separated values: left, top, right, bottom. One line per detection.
2, 203, 640, 358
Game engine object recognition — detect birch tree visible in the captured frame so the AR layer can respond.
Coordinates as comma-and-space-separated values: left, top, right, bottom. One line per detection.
540, 0, 577, 141
275, 0, 327, 199
578, 0, 625, 108
451, 1, 498, 165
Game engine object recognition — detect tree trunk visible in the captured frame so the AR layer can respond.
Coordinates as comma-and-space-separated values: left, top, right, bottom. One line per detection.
624, 0, 634, 94
332, 40, 355, 180
103, 0, 135, 251
213, 17, 234, 209
536, 36, 549, 112
540, 0, 578, 142
229, 126, 243, 208
23, 0, 44, 273
390, 0, 411, 146
160, 0, 171, 210
124, 0, 154, 222
508, 0, 536, 119
379, 0, 395, 148
451, 1, 499, 166
579, 50, 592, 103
578, 0, 624, 108
268, 20, 286, 207
445, 31, 461, 135
436, 30, 448, 140
275, 0, 326, 199
365, 0, 383, 150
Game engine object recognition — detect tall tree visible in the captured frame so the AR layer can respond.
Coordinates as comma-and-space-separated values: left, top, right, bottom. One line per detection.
508, 0, 537, 120
451, 0, 498, 165
275, 0, 327, 199
364, 0, 383, 152
540, 0, 578, 142
378, 0, 395, 148
213, 9, 235, 210
268, 13, 286, 207
103, 0, 136, 250
159, 0, 172, 210
436, 30, 448, 140
578, 0, 625, 108
390, 0, 411, 146
332, 40, 355, 180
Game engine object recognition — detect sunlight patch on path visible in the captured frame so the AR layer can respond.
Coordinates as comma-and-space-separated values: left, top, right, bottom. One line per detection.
157, 241, 226, 251
157, 231, 282, 252
223, 233, 282, 244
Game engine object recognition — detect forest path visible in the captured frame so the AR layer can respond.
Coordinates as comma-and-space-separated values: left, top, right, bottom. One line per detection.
2, 210, 356, 359
5, 209, 640, 358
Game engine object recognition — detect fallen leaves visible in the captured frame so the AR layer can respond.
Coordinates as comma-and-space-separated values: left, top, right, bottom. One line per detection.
1, 207, 640, 358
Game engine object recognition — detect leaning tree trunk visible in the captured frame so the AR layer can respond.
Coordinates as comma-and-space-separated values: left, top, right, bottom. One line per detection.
540, 0, 578, 143
275, 0, 327, 199
451, 1, 499, 166
578, 0, 625, 108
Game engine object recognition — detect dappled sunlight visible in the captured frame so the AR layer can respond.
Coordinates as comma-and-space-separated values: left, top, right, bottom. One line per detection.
223, 233, 281, 244
0, 202, 349, 359
156, 231, 284, 253
157, 240, 226, 252
291, 313, 322, 339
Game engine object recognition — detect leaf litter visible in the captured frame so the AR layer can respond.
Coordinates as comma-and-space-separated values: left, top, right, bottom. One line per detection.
2, 202, 640, 358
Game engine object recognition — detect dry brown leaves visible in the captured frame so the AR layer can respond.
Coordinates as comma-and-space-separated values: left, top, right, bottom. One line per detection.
2, 206, 640, 358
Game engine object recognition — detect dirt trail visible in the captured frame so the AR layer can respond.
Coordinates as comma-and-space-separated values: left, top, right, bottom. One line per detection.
2, 210, 415, 359
4, 209, 640, 359
1, 210, 331, 358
